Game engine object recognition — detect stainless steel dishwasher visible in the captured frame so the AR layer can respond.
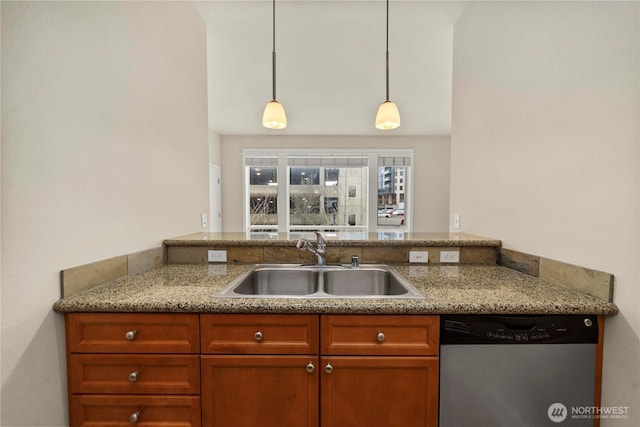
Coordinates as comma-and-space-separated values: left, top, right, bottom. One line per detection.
439, 315, 599, 427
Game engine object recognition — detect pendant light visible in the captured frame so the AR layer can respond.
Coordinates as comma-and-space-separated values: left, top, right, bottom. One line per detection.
375, 0, 400, 130
262, 0, 287, 129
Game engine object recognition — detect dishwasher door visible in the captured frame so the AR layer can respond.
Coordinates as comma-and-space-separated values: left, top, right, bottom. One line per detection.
439, 315, 598, 427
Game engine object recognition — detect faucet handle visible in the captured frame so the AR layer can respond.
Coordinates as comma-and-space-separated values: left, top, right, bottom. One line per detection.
314, 231, 326, 249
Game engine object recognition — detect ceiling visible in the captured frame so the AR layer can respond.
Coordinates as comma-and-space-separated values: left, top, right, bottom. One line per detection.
194, 1, 469, 136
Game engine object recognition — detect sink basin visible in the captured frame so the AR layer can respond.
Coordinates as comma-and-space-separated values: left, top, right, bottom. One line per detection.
218, 264, 423, 299
324, 268, 411, 296
226, 266, 318, 296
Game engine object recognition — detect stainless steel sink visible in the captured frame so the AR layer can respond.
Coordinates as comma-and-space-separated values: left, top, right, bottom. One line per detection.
218, 264, 423, 299
324, 267, 412, 296
228, 266, 319, 296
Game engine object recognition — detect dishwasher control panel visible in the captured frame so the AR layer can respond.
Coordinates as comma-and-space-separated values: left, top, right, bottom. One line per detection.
440, 315, 598, 344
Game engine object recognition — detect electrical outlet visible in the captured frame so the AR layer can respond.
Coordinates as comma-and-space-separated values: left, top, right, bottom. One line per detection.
208, 250, 227, 263
201, 213, 208, 228
409, 251, 429, 263
440, 250, 460, 263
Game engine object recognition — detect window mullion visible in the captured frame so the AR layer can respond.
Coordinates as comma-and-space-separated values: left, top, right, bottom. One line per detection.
406, 153, 414, 231
277, 154, 288, 234
367, 153, 378, 233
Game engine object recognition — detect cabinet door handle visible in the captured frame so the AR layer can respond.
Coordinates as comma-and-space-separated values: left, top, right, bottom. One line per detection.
254, 331, 263, 341
306, 362, 315, 373
128, 371, 139, 382
324, 363, 333, 374
129, 411, 140, 423
125, 330, 137, 341
376, 332, 385, 342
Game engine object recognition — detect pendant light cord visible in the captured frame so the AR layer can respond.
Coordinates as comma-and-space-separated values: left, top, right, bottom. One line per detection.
272, 0, 277, 101
385, 0, 390, 102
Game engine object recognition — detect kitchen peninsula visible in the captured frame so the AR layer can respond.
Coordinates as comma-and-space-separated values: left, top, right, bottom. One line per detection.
54, 232, 617, 426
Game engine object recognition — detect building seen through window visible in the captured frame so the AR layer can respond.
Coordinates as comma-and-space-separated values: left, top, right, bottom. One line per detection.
244, 150, 412, 234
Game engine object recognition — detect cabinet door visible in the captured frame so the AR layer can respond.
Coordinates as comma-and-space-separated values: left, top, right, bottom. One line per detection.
321, 356, 438, 427
202, 355, 319, 427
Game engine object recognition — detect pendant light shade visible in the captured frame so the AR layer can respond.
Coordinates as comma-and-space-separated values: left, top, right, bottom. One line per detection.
262, 100, 287, 129
375, 100, 400, 130
375, 0, 400, 130
263, 0, 287, 129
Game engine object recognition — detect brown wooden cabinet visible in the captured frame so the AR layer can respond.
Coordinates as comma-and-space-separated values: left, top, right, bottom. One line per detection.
321, 356, 438, 427
200, 313, 439, 427
64, 313, 439, 427
202, 355, 319, 427
201, 314, 320, 427
65, 313, 201, 427
320, 315, 439, 427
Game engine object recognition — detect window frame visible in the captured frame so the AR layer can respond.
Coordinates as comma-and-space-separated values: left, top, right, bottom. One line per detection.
242, 148, 414, 234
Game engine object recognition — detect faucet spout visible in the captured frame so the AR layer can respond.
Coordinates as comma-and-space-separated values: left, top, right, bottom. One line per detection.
296, 231, 327, 266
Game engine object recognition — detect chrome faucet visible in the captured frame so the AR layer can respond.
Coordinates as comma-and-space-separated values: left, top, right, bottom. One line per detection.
296, 231, 326, 266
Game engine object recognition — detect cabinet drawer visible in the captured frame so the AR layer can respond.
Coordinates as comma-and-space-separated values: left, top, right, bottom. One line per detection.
321, 315, 439, 355
66, 313, 200, 353
69, 354, 200, 395
69, 395, 200, 427
201, 314, 319, 354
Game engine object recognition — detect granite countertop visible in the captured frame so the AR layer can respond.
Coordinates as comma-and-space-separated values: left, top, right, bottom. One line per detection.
53, 263, 618, 315
163, 232, 502, 247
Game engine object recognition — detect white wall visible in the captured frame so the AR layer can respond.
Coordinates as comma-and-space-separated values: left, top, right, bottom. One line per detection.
0, 2, 209, 425
219, 135, 450, 232
451, 2, 639, 425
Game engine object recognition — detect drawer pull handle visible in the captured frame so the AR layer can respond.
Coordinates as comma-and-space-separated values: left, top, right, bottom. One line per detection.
125, 330, 137, 341
306, 362, 315, 373
254, 331, 263, 341
129, 411, 140, 423
324, 363, 333, 374
128, 371, 139, 382
376, 332, 385, 342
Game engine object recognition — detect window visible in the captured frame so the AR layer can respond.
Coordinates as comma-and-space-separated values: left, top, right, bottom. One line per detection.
325, 168, 339, 185
290, 167, 320, 186
244, 149, 412, 235
250, 166, 277, 185
376, 155, 410, 230
246, 160, 278, 230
